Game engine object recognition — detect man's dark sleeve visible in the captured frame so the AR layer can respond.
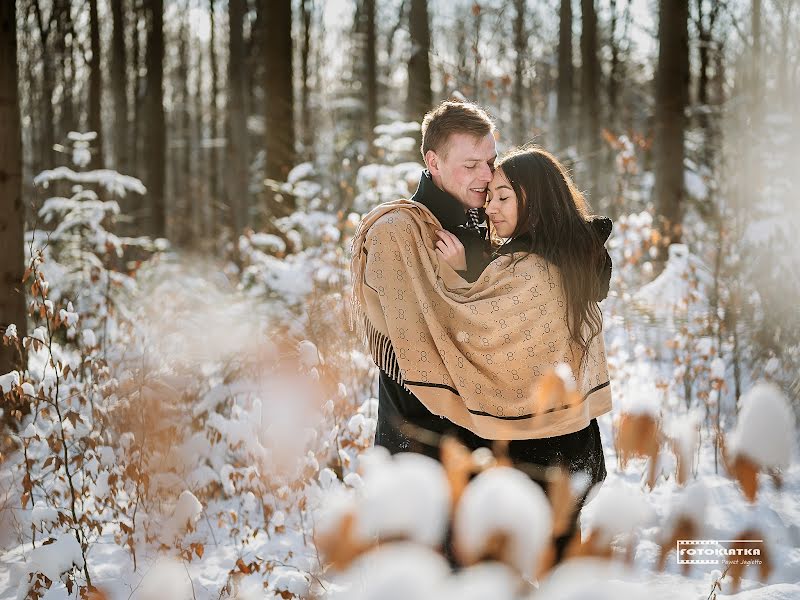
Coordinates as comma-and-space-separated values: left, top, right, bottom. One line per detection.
454, 228, 490, 283
590, 217, 613, 301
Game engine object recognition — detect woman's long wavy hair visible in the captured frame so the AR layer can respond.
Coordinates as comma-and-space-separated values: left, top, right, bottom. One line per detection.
493, 147, 606, 363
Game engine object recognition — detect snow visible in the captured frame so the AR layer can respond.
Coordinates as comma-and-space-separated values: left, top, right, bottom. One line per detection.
298, 340, 320, 368
334, 543, 450, 600
728, 382, 795, 470
24, 533, 84, 589
353, 452, 450, 547
164, 490, 203, 539
581, 479, 654, 545
30, 503, 59, 529
3, 324, 17, 340
0, 371, 19, 394
33, 166, 146, 198
453, 466, 552, 579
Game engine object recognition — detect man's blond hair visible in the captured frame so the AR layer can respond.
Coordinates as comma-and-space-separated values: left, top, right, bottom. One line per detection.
420, 101, 495, 160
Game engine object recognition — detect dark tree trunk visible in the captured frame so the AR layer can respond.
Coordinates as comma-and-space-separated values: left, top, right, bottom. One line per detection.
557, 0, 574, 149
32, 0, 55, 168
209, 0, 221, 209
406, 0, 432, 120
176, 14, 190, 245
580, 0, 600, 199
54, 0, 74, 146
0, 1, 28, 377
512, 0, 527, 143
365, 0, 377, 150
653, 0, 689, 254
263, 0, 295, 182
608, 0, 620, 117
88, 0, 103, 168
144, 0, 166, 238
111, 0, 129, 173
226, 0, 249, 240
300, 0, 313, 157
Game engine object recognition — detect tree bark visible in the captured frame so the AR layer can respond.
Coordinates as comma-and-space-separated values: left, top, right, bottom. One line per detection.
406, 0, 432, 121
263, 0, 295, 182
365, 0, 377, 150
580, 0, 600, 198
111, 0, 129, 173
226, 0, 249, 240
208, 0, 221, 208
300, 0, 313, 157
557, 0, 574, 149
653, 0, 689, 254
0, 1, 28, 376
144, 0, 166, 238
88, 0, 103, 167
512, 0, 527, 143
32, 0, 55, 168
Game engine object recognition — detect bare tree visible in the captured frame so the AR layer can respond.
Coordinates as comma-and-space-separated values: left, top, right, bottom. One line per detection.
226, 0, 249, 240
512, 0, 527, 142
263, 0, 295, 182
557, 0, 574, 149
580, 0, 600, 199
365, 0, 377, 149
88, 0, 103, 167
0, 1, 27, 376
653, 0, 690, 255
144, 0, 166, 237
406, 0, 432, 120
300, 0, 314, 157
111, 0, 129, 173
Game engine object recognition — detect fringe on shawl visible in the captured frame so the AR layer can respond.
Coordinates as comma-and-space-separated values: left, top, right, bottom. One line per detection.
349, 209, 406, 387
362, 315, 405, 385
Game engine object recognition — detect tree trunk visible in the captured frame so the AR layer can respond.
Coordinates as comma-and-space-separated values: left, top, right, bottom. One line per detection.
365, 0, 377, 150
176, 13, 190, 245
406, 0, 432, 121
88, 0, 103, 167
32, 0, 55, 168
0, 1, 28, 376
208, 0, 221, 212
557, 0, 574, 149
111, 0, 128, 173
608, 0, 620, 118
226, 0, 249, 241
144, 0, 166, 238
54, 0, 74, 148
512, 0, 527, 143
580, 0, 600, 199
263, 0, 295, 182
300, 0, 313, 157
653, 0, 689, 255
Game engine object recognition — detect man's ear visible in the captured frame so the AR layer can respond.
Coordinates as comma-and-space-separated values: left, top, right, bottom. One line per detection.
425, 149, 440, 176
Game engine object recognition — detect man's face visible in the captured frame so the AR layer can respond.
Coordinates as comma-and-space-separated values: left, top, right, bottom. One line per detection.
425, 132, 497, 210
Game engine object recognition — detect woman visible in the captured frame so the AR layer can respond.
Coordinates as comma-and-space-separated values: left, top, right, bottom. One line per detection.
351, 147, 612, 561
435, 147, 612, 557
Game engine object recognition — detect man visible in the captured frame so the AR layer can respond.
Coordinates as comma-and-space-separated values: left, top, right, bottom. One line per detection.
373, 101, 497, 457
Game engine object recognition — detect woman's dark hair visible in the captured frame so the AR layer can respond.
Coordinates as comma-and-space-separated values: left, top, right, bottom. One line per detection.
493, 147, 606, 363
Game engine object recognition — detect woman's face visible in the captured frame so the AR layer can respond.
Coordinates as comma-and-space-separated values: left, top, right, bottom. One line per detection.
486, 168, 520, 238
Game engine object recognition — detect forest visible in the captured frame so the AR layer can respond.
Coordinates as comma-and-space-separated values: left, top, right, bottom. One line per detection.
0, 0, 799, 598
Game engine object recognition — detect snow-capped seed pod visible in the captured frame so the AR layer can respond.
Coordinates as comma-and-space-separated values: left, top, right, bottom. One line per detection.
453, 466, 552, 580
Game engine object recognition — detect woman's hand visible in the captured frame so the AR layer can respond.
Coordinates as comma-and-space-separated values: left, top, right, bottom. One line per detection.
435, 230, 467, 272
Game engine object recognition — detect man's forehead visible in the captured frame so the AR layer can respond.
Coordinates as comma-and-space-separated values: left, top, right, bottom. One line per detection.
444, 132, 497, 160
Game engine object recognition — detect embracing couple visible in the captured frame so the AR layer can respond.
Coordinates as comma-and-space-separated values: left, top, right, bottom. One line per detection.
350, 101, 613, 561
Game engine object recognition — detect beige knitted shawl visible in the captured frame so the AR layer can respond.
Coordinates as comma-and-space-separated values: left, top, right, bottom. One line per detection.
350, 199, 612, 440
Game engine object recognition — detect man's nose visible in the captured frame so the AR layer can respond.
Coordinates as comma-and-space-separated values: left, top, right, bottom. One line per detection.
478, 164, 492, 182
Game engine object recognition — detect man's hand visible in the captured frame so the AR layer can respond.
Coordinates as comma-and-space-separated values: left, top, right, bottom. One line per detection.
435, 230, 467, 272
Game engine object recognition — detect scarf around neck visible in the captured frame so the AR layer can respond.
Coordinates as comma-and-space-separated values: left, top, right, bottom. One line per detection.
350, 199, 612, 440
